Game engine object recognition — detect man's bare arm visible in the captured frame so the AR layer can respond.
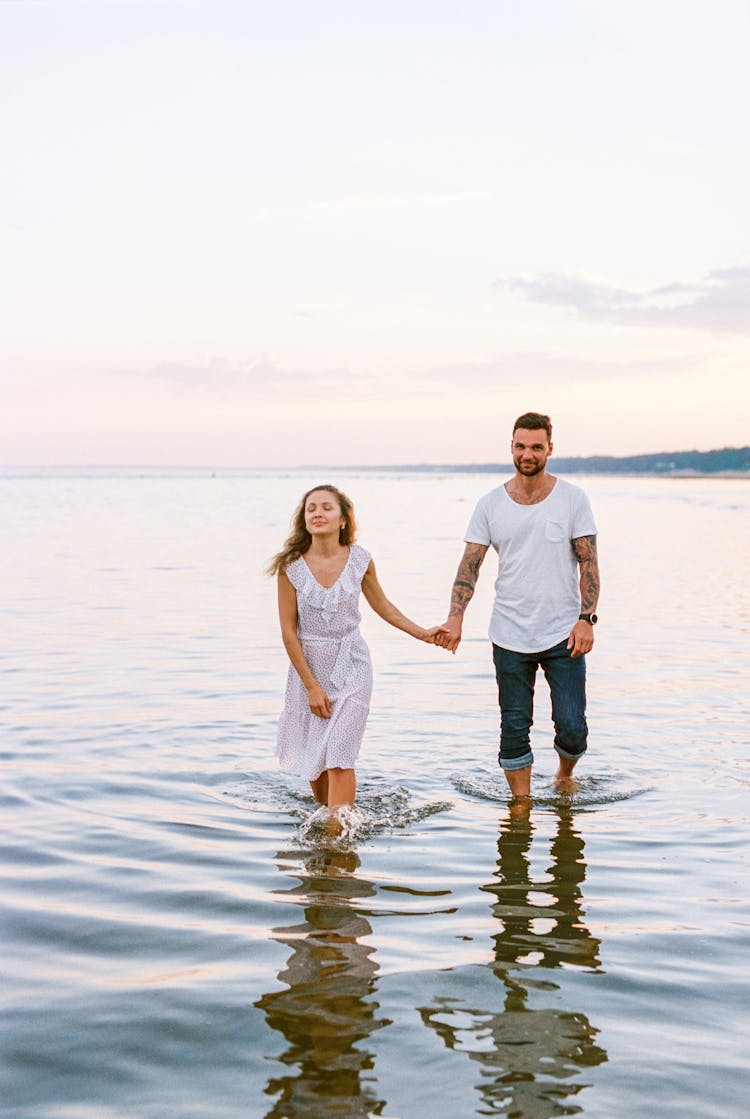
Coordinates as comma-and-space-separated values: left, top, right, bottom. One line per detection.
568, 534, 600, 657
572, 534, 600, 613
449, 542, 489, 616
436, 542, 489, 652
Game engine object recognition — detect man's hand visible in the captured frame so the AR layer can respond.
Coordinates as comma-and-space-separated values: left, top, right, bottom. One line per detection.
435, 616, 463, 653
567, 619, 595, 659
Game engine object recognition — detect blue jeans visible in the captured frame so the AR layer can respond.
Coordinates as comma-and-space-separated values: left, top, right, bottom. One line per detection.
492, 639, 588, 771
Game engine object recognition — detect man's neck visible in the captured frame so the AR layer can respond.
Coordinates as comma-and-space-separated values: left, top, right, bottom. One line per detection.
505, 470, 557, 505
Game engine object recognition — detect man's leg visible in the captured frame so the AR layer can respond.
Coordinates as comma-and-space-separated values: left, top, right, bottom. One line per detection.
492, 644, 537, 798
541, 640, 588, 787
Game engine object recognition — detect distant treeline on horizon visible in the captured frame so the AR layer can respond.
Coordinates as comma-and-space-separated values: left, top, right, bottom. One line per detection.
371, 446, 750, 476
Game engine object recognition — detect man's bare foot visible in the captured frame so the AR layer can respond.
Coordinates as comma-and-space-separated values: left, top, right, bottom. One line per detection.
554, 758, 578, 794
508, 796, 532, 820
504, 764, 532, 799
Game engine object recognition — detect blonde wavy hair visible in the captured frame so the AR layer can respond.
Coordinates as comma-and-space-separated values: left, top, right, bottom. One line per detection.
267, 484, 357, 576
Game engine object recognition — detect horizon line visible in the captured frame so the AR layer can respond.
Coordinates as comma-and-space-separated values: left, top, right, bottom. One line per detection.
1, 443, 748, 473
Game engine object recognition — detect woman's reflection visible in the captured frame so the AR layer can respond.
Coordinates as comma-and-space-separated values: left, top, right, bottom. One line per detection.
421, 803, 607, 1117
256, 845, 389, 1118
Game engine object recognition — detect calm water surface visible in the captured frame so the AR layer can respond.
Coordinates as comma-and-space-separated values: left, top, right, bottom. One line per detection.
1, 469, 749, 1119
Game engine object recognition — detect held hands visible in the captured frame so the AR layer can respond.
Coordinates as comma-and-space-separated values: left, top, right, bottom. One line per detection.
432, 616, 462, 654
419, 625, 452, 646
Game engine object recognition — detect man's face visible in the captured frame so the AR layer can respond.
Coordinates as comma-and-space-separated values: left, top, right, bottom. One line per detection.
511, 428, 552, 476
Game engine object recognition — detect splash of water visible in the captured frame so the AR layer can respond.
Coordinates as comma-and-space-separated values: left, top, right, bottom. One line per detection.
294, 784, 453, 847
297, 803, 365, 845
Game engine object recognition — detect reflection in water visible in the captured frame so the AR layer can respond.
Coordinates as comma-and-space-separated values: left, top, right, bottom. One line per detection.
256, 846, 389, 1118
421, 804, 607, 1117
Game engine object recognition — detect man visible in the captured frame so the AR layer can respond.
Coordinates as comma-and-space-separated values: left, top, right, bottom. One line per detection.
437, 412, 600, 797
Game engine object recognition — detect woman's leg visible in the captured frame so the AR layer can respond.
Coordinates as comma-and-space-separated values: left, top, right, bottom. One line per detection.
327, 767, 356, 809
310, 771, 329, 804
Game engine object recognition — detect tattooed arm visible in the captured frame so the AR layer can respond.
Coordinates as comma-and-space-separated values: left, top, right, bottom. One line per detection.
435, 542, 489, 653
568, 534, 601, 658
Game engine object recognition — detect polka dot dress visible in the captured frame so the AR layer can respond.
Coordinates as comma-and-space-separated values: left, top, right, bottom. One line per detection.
276, 544, 374, 780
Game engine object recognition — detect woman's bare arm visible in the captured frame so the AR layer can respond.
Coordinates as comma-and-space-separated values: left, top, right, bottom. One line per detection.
361, 560, 443, 642
277, 571, 332, 717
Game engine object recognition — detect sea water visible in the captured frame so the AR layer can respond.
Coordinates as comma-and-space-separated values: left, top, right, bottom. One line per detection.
1, 468, 749, 1119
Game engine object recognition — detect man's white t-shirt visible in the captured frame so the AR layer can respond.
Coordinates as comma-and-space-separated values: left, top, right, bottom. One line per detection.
464, 478, 597, 653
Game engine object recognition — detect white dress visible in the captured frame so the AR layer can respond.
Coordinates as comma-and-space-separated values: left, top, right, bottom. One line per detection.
276, 544, 374, 780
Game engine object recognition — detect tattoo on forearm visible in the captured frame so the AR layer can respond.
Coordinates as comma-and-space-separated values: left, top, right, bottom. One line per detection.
579, 565, 600, 612
453, 580, 475, 593
449, 546, 487, 617
573, 535, 600, 612
449, 583, 475, 615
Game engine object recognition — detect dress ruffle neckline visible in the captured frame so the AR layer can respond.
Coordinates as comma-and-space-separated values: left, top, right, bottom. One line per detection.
290, 545, 369, 624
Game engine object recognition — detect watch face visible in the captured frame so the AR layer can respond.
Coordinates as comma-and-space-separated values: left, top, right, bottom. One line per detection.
590, 614, 598, 624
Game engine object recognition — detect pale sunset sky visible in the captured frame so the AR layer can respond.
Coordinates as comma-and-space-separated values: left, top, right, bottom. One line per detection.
2, 0, 749, 466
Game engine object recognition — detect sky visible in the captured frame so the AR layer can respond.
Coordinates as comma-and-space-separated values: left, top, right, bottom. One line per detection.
2, 0, 749, 466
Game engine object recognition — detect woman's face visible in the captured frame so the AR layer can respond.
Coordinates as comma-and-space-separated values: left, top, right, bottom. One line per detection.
304, 490, 343, 537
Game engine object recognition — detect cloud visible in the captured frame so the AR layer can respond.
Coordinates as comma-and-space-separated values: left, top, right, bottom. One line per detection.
497, 264, 750, 335
112, 357, 359, 397
115, 348, 701, 406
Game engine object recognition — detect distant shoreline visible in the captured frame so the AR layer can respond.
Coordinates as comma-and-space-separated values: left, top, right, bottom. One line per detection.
2, 446, 749, 479
2, 466, 749, 480
345, 446, 750, 477
333, 464, 750, 479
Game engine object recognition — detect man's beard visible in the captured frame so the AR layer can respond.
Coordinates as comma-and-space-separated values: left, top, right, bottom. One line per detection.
514, 459, 546, 476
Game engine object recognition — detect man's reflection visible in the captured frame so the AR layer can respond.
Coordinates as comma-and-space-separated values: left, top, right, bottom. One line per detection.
421, 803, 607, 1116
256, 845, 388, 1118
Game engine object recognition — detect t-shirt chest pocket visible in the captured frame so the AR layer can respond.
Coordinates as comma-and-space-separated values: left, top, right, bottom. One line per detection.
544, 519, 566, 543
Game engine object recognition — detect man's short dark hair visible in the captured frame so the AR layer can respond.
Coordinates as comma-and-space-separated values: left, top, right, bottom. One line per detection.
513, 412, 552, 440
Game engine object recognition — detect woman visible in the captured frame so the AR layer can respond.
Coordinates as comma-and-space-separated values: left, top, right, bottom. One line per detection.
269, 484, 442, 811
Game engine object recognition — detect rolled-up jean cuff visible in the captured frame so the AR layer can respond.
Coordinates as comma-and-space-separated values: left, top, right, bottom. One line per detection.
555, 743, 587, 762
500, 751, 533, 772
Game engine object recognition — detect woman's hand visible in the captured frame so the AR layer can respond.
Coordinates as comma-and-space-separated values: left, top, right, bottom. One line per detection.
307, 683, 332, 719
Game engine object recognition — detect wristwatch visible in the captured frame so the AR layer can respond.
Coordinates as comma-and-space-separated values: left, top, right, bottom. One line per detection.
579, 613, 598, 625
